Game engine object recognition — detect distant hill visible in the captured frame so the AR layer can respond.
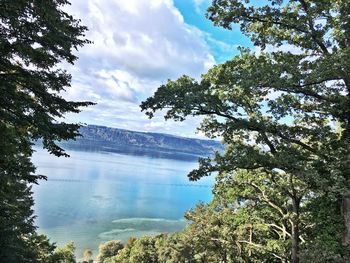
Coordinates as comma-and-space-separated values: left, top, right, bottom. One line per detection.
59, 125, 224, 161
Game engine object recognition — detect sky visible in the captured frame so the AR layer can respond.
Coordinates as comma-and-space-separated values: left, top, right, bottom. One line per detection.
63, 0, 252, 138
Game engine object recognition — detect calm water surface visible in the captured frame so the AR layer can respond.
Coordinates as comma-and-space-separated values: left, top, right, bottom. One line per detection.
32, 147, 213, 257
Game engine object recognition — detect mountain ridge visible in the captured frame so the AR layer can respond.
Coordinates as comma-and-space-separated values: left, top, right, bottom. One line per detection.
59, 125, 224, 161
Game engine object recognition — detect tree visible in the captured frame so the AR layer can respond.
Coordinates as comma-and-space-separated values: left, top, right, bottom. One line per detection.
180, 169, 307, 263
107, 237, 137, 263
211, 168, 344, 262
97, 240, 124, 263
141, 1, 350, 262
83, 249, 93, 263
155, 233, 196, 263
183, 202, 241, 263
51, 242, 76, 263
127, 236, 159, 263
0, 0, 92, 260
107, 236, 159, 263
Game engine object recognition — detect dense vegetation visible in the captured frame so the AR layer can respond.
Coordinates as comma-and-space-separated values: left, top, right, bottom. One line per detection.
59, 125, 223, 161
139, 1, 350, 262
0, 0, 92, 261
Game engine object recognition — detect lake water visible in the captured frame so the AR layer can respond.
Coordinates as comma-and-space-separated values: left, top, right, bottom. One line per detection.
32, 147, 214, 258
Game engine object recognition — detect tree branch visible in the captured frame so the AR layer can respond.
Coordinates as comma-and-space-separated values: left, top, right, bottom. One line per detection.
237, 240, 288, 261
298, 0, 329, 54
250, 182, 286, 217
197, 106, 320, 156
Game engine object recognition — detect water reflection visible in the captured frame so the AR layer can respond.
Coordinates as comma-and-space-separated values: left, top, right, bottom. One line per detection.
32, 147, 213, 256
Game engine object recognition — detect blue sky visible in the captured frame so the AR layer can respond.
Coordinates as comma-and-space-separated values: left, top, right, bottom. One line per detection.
63, 0, 252, 138
174, 0, 252, 63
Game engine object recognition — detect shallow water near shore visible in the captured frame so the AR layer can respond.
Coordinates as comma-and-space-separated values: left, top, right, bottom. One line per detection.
32, 147, 213, 258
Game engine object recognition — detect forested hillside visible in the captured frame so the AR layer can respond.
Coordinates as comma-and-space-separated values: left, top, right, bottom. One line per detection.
60, 125, 223, 160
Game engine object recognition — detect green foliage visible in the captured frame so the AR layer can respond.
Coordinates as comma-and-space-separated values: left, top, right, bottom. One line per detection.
0, 0, 93, 157
125, 236, 159, 263
9, 235, 77, 263
0, 0, 92, 260
97, 240, 124, 263
155, 233, 196, 263
51, 242, 76, 263
25, 234, 57, 263
105, 237, 136, 263
140, 0, 350, 262
107, 234, 195, 263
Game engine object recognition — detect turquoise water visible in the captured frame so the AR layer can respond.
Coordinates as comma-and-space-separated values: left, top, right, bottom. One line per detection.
32, 147, 213, 258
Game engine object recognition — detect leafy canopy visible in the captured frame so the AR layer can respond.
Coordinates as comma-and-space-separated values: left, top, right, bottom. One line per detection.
141, 0, 350, 262
0, 0, 92, 260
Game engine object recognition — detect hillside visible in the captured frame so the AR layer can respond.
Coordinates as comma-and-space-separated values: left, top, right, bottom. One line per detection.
59, 125, 223, 161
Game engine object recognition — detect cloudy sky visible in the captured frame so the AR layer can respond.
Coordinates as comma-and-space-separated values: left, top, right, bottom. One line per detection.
63, 0, 252, 138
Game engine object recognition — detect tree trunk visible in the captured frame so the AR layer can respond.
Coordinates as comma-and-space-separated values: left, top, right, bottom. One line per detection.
343, 131, 350, 245
291, 197, 300, 263
343, 142, 350, 245
291, 222, 300, 263
343, 79, 350, 246
248, 224, 253, 257
343, 197, 350, 245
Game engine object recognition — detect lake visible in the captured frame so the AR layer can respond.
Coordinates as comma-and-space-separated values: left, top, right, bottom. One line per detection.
32, 147, 214, 258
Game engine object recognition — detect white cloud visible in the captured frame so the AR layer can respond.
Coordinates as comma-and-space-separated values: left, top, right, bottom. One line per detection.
60, 0, 215, 137
67, 0, 214, 80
